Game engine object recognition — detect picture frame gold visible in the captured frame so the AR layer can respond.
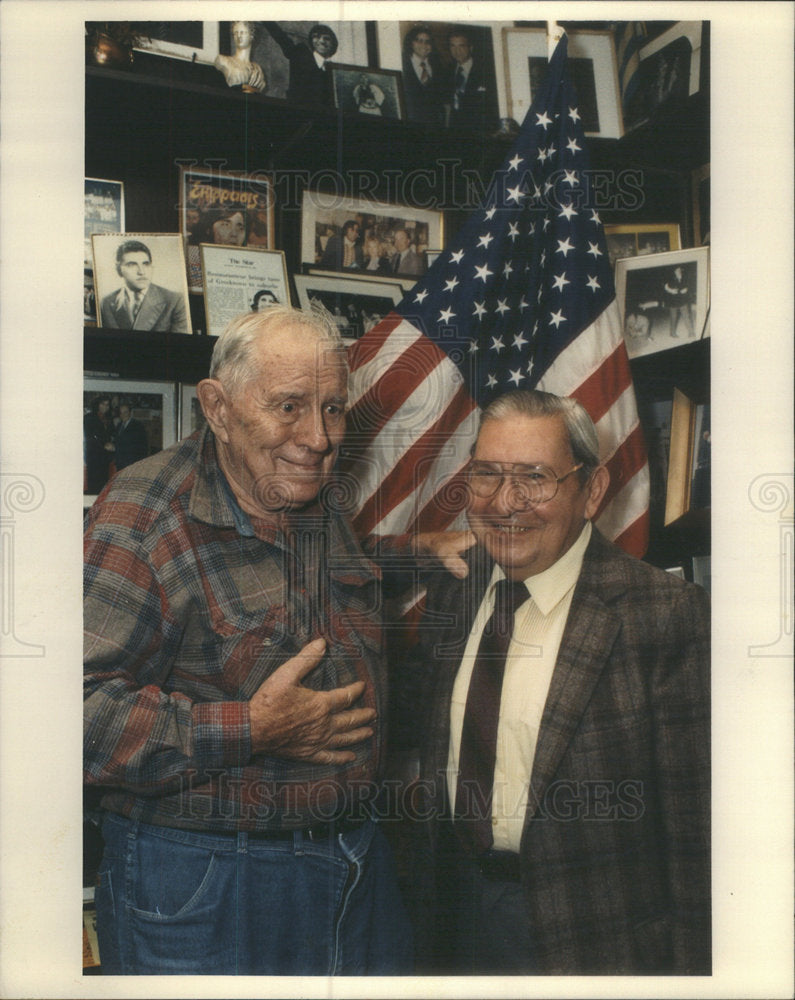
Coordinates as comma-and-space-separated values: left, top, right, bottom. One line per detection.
502, 27, 623, 138
664, 387, 710, 525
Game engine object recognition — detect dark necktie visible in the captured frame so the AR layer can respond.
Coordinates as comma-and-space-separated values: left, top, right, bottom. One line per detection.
419, 60, 429, 84
454, 578, 528, 855
454, 65, 465, 109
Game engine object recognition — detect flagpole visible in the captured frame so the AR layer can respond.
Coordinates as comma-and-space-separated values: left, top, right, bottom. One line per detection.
546, 21, 565, 60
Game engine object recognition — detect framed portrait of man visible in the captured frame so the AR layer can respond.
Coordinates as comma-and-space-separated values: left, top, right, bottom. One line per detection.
91, 233, 192, 334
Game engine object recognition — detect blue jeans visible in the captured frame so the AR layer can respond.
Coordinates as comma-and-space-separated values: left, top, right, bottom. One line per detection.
95, 813, 413, 975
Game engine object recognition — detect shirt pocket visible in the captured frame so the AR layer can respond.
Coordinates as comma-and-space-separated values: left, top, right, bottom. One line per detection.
209, 605, 301, 699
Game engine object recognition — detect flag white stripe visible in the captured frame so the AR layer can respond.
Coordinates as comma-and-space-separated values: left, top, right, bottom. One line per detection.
596, 464, 650, 540
594, 383, 641, 464
347, 318, 424, 408
535, 300, 624, 397
349, 352, 465, 512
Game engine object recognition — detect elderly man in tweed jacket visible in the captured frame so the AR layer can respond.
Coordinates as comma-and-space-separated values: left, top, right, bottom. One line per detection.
400, 389, 710, 975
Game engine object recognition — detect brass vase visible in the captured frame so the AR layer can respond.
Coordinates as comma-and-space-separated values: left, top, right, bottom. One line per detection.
88, 33, 134, 69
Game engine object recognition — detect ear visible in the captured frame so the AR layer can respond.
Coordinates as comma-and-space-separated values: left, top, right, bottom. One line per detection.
583, 465, 610, 520
196, 379, 231, 444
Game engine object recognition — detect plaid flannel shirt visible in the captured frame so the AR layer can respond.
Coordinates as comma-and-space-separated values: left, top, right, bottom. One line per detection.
84, 428, 386, 832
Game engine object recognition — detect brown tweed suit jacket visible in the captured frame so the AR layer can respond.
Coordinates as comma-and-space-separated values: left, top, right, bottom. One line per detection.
408, 527, 710, 974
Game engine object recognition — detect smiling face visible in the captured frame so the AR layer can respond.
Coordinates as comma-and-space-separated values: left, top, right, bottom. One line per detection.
467, 414, 605, 579
206, 323, 348, 520
411, 32, 432, 59
311, 30, 336, 58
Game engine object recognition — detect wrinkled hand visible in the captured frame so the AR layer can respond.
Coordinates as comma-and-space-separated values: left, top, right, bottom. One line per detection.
249, 638, 375, 763
415, 529, 477, 578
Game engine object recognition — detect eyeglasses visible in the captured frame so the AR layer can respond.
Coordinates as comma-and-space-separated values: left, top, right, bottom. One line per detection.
465, 461, 584, 503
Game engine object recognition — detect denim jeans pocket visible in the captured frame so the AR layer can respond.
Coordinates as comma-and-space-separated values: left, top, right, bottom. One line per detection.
129, 832, 221, 921
126, 830, 237, 973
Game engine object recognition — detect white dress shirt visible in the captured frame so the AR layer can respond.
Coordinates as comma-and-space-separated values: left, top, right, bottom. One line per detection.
447, 521, 592, 852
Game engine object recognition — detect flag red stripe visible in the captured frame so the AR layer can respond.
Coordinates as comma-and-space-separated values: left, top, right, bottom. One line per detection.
347, 312, 403, 371
613, 509, 650, 558
346, 333, 449, 446
598, 422, 648, 512
352, 384, 477, 535
569, 342, 633, 424
408, 468, 469, 535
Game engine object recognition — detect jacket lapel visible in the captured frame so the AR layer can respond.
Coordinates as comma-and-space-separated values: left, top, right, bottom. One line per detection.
133, 285, 162, 330
523, 532, 623, 823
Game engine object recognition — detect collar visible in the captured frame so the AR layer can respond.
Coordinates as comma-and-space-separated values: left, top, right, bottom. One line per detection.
313, 51, 326, 70
489, 520, 592, 616
217, 465, 255, 537
114, 285, 145, 311
456, 58, 473, 78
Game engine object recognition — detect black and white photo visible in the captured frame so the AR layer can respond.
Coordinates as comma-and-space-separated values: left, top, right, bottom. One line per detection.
91, 234, 192, 334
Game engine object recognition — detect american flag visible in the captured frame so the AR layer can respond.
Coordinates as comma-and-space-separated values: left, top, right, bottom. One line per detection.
342, 35, 649, 556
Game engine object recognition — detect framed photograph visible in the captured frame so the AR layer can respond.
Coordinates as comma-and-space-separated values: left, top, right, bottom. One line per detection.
330, 64, 405, 121
178, 384, 207, 440
503, 28, 623, 138
83, 376, 177, 503
85, 178, 124, 323
691, 163, 710, 246
200, 245, 290, 337
604, 223, 681, 269
222, 22, 369, 105
132, 22, 220, 64
293, 273, 404, 342
91, 233, 192, 334
615, 247, 709, 360
306, 268, 410, 294
377, 21, 505, 129
625, 22, 702, 130
664, 387, 709, 525
180, 166, 275, 293
301, 190, 443, 280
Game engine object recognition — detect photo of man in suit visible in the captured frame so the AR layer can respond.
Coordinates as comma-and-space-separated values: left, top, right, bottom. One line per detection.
262, 22, 337, 107
402, 24, 446, 127
318, 219, 363, 271
111, 403, 149, 471
404, 389, 710, 975
99, 239, 188, 333
444, 26, 495, 131
390, 228, 425, 277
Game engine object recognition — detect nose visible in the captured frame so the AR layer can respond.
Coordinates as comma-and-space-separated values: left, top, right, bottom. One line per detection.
490, 476, 531, 515
294, 408, 335, 454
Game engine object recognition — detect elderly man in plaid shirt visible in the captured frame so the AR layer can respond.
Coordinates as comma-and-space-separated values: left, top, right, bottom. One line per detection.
84, 305, 413, 975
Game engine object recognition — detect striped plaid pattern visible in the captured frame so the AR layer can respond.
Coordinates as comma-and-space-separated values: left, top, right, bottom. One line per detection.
411, 530, 710, 973
84, 429, 386, 832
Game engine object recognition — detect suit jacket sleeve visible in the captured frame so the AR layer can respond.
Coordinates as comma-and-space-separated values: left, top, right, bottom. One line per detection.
650, 580, 711, 971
